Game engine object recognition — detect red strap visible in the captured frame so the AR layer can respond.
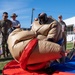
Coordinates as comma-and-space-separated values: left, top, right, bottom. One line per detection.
19, 38, 38, 69
27, 62, 47, 70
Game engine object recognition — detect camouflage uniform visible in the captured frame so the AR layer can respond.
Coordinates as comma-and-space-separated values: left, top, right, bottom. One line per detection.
0, 19, 12, 57
59, 20, 67, 51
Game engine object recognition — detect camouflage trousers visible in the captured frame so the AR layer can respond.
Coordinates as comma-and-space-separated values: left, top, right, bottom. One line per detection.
2, 35, 9, 57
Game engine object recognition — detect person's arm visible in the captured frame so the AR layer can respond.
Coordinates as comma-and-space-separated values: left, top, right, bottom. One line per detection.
15, 21, 21, 28
46, 21, 60, 42
15, 24, 21, 28
64, 23, 67, 31
0, 21, 2, 31
9, 20, 12, 28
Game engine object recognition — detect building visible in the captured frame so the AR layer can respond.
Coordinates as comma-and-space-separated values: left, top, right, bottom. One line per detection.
64, 17, 75, 42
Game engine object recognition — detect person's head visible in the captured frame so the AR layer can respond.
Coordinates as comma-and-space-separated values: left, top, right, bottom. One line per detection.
38, 12, 48, 24
58, 15, 62, 21
2, 12, 8, 20
34, 18, 38, 21
11, 13, 18, 20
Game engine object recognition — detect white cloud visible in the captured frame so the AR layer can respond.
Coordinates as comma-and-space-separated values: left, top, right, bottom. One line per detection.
0, 0, 28, 14
0, 0, 34, 28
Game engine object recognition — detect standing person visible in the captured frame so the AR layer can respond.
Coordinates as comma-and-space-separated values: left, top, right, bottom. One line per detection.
0, 12, 12, 57
10, 13, 21, 30
58, 15, 67, 51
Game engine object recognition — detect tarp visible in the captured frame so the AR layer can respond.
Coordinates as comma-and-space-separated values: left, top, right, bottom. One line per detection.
50, 56, 75, 73
2, 58, 75, 75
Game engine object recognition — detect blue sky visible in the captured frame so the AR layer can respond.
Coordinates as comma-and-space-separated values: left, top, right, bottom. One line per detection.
0, 0, 75, 28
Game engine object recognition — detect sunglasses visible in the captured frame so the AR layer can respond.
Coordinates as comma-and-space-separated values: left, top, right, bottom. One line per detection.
4, 16, 8, 18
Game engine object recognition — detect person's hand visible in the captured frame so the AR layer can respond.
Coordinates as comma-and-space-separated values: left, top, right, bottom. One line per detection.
15, 24, 20, 28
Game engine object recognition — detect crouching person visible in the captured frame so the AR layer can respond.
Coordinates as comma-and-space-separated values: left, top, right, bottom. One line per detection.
7, 13, 64, 71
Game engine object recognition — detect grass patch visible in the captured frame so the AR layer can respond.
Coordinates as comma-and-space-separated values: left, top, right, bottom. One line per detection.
67, 42, 73, 50
0, 61, 9, 74
0, 57, 13, 75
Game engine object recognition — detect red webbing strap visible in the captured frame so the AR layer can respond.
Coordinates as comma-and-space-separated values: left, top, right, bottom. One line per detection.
27, 62, 47, 70
19, 38, 38, 70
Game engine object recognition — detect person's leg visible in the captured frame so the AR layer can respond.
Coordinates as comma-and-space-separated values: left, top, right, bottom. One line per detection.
2, 38, 6, 57
5, 35, 9, 57
5, 43, 9, 57
59, 33, 66, 63
67, 48, 75, 60
59, 44, 65, 63
73, 41, 75, 48
64, 34, 67, 51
